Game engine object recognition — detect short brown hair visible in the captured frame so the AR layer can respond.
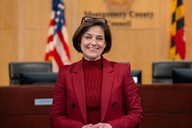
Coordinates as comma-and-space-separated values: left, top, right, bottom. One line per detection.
72, 16, 112, 54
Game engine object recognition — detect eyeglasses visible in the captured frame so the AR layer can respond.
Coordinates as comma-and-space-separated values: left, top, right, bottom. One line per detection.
81, 16, 107, 24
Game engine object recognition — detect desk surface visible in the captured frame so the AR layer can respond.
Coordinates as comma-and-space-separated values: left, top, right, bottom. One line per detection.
0, 84, 192, 128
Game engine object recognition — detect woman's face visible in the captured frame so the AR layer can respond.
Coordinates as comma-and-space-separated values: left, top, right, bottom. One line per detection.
80, 25, 106, 61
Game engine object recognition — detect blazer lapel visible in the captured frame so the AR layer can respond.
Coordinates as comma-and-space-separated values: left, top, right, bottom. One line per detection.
72, 60, 87, 123
101, 59, 114, 121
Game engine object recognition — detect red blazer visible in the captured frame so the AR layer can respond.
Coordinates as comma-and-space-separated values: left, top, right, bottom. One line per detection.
50, 58, 144, 128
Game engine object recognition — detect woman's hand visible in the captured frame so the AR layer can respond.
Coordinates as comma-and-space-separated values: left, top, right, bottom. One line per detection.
82, 124, 94, 128
92, 123, 112, 128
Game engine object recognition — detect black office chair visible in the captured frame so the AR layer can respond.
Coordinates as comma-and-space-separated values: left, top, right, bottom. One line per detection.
152, 61, 192, 84
9, 62, 52, 85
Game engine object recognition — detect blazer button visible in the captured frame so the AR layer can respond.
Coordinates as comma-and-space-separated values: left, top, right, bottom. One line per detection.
72, 103, 76, 108
112, 102, 117, 107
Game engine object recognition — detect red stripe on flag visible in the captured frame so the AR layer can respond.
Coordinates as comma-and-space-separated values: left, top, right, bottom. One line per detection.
58, 31, 71, 60
47, 35, 54, 43
45, 52, 51, 60
174, 28, 186, 59
53, 47, 64, 67
49, 19, 55, 27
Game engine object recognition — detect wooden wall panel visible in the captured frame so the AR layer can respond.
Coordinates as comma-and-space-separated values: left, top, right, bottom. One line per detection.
0, 0, 19, 85
185, 0, 192, 60
20, 0, 51, 61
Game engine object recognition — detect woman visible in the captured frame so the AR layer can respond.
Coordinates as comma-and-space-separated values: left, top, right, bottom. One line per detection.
50, 16, 144, 128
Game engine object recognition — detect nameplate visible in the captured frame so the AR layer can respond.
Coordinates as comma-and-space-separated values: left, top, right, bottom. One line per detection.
34, 98, 53, 106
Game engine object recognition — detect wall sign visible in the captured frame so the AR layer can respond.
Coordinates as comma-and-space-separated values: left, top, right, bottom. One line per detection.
84, 10, 155, 28
78, 0, 159, 29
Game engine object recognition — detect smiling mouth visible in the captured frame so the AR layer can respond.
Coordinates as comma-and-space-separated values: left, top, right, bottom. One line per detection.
88, 47, 99, 51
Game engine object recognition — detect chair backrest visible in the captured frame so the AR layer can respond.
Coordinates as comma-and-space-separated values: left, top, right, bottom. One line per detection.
9, 62, 52, 85
152, 61, 192, 84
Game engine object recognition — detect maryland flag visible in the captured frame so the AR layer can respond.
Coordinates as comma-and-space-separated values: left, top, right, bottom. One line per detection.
169, 0, 186, 60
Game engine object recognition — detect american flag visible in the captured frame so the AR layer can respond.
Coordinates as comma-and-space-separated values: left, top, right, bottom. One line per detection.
45, 0, 71, 72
